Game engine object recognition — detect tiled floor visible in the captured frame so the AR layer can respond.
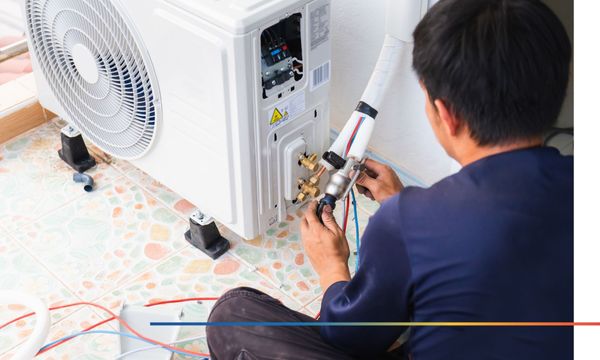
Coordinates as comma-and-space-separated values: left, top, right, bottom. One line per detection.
0, 120, 379, 358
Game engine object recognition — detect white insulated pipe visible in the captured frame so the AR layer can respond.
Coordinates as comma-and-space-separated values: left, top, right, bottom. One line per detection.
359, 35, 407, 112
0, 291, 50, 359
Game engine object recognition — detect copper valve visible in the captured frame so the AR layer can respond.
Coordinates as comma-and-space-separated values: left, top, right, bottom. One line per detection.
299, 153, 320, 172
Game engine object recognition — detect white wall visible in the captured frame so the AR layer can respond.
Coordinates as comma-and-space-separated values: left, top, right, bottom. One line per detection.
329, 0, 573, 185
0, 0, 25, 36
330, 0, 455, 186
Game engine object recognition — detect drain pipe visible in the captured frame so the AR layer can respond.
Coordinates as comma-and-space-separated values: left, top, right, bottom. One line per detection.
73, 172, 94, 192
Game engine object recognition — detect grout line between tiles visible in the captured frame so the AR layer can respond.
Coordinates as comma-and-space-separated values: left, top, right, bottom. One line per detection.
86, 243, 194, 305
104, 160, 303, 300
1, 175, 125, 236
5, 230, 85, 304
4, 176, 192, 310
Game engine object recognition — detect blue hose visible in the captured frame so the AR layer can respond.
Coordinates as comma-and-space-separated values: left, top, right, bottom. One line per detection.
350, 189, 360, 271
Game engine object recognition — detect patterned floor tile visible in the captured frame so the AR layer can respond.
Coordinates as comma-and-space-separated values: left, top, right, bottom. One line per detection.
0, 235, 79, 355
110, 159, 197, 221
303, 295, 323, 318
227, 202, 369, 306
0, 123, 121, 234
95, 247, 303, 314
10, 179, 190, 301
355, 192, 381, 216
86, 248, 305, 357
0, 307, 119, 360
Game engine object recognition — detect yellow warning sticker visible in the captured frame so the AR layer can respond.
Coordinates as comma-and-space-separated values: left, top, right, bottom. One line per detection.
268, 91, 306, 128
270, 108, 284, 125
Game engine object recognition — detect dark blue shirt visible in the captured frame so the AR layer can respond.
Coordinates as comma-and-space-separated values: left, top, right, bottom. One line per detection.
320, 147, 573, 359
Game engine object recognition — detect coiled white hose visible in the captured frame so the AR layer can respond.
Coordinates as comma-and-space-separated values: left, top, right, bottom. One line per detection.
0, 291, 50, 359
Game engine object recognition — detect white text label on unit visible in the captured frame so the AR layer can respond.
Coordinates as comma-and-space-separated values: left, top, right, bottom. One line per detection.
269, 91, 306, 128
310, 61, 330, 91
310, 4, 330, 50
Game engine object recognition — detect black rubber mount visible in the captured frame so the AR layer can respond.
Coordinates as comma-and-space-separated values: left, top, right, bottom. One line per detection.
185, 217, 230, 260
58, 132, 96, 173
317, 194, 337, 224
355, 101, 379, 119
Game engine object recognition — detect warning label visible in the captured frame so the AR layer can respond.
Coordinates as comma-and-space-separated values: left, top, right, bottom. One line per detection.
270, 108, 285, 125
310, 4, 330, 50
268, 91, 306, 128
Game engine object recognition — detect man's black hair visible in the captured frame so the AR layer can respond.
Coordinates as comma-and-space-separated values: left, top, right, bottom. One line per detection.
412, 0, 571, 146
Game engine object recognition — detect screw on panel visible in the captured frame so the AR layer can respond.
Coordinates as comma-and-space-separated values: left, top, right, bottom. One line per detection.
184, 210, 230, 260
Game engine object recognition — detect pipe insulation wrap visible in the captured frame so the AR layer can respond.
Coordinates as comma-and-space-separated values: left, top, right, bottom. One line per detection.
360, 35, 407, 111
0, 291, 50, 359
347, 115, 375, 160
325, 111, 366, 161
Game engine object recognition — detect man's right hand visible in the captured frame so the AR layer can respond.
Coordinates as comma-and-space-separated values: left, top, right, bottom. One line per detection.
356, 159, 404, 204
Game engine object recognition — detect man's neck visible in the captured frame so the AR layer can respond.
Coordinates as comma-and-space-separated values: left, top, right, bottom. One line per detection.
455, 137, 543, 167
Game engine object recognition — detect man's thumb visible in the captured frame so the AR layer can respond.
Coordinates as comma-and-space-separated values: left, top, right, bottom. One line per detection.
322, 205, 340, 232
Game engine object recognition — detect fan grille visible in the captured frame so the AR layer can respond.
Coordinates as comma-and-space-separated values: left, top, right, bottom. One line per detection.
25, 0, 160, 159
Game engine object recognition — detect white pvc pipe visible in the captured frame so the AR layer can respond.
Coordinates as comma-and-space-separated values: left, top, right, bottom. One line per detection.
0, 291, 50, 359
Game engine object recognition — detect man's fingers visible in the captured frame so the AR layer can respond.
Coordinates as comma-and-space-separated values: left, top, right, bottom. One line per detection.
304, 201, 321, 226
364, 158, 389, 174
356, 184, 375, 201
356, 172, 379, 192
300, 216, 309, 233
322, 205, 341, 232
356, 184, 367, 195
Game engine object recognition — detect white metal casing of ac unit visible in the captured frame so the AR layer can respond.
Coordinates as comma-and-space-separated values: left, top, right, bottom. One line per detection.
24, 0, 332, 239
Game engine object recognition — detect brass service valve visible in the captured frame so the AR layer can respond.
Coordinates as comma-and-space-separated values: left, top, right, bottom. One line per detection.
299, 153, 320, 172
296, 177, 321, 203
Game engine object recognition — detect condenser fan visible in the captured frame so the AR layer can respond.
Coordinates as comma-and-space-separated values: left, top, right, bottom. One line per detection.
25, 0, 160, 159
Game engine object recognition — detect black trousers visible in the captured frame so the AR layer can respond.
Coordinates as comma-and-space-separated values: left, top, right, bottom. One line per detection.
207, 287, 405, 360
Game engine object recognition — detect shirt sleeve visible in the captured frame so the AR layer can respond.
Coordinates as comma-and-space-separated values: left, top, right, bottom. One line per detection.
319, 194, 414, 357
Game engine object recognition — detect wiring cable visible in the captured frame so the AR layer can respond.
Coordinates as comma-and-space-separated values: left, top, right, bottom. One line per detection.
38, 299, 218, 356
33, 301, 211, 357
342, 195, 350, 233
114, 335, 206, 360
351, 189, 360, 272
1, 297, 218, 357
0, 297, 219, 331
340, 115, 365, 252
115, 335, 207, 359
38, 330, 208, 359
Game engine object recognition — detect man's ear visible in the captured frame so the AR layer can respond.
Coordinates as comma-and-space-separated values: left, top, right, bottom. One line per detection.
434, 99, 461, 137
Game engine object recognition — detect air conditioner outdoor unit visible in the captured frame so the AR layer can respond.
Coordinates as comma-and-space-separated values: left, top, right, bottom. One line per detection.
23, 0, 332, 239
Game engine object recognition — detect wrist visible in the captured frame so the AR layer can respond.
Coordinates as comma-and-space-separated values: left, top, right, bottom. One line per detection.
319, 265, 351, 292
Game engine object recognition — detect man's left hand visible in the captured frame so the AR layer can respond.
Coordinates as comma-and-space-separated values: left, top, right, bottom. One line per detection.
301, 201, 351, 292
